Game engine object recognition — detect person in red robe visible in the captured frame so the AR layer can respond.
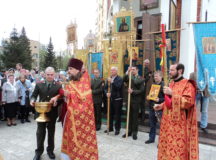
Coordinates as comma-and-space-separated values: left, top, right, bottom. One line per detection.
154, 63, 199, 160
61, 58, 98, 160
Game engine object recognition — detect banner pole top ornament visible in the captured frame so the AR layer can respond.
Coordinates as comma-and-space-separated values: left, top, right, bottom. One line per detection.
160, 24, 169, 87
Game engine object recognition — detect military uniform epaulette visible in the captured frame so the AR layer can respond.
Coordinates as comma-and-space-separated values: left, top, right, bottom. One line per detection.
36, 80, 45, 84
54, 81, 62, 85
37, 80, 59, 84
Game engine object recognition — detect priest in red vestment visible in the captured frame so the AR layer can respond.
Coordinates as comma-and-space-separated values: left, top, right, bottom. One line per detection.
61, 58, 98, 160
154, 63, 199, 160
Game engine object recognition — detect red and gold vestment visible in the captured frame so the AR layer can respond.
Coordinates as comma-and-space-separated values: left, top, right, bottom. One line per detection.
61, 72, 98, 160
158, 79, 199, 160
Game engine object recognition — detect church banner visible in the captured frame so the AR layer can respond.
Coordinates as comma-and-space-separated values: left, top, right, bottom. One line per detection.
103, 40, 124, 79
88, 52, 103, 78
124, 48, 143, 76
74, 49, 88, 67
67, 24, 77, 43
154, 31, 178, 71
193, 22, 216, 95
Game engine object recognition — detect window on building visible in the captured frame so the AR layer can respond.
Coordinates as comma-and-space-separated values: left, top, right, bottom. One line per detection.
136, 20, 142, 40
169, 0, 177, 29
32, 53, 38, 59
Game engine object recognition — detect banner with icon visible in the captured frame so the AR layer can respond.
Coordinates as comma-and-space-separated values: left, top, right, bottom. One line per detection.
193, 22, 216, 95
88, 52, 103, 78
154, 31, 178, 71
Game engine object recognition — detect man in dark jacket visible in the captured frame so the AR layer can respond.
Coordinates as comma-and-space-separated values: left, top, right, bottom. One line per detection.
145, 71, 164, 144
30, 67, 62, 160
91, 69, 104, 131
141, 59, 152, 122
105, 66, 123, 135
190, 72, 210, 134
122, 66, 145, 140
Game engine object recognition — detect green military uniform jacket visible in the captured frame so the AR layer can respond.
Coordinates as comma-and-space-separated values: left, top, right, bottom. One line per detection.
31, 81, 62, 120
91, 78, 103, 104
123, 74, 145, 104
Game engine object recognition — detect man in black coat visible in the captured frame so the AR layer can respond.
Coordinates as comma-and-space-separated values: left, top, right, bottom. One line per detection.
91, 69, 104, 131
105, 66, 123, 135
30, 67, 62, 160
141, 59, 152, 122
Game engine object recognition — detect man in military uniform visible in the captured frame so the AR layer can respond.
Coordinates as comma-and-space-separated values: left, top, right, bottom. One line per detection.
30, 67, 62, 160
123, 66, 145, 140
91, 69, 104, 131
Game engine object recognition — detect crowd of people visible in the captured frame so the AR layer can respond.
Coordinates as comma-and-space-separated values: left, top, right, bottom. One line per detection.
0, 63, 68, 126
0, 58, 210, 160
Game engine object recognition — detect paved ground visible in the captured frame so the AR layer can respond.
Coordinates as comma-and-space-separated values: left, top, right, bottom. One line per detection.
0, 115, 216, 160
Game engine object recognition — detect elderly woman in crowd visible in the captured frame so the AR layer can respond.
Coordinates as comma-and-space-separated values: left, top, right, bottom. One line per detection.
16, 74, 33, 123
58, 71, 67, 83
2, 73, 19, 126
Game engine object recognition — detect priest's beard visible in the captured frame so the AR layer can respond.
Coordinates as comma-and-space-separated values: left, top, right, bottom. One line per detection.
69, 72, 82, 81
170, 72, 179, 79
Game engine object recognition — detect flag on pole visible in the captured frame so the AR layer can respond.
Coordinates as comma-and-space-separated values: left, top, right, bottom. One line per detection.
88, 52, 103, 78
193, 22, 216, 95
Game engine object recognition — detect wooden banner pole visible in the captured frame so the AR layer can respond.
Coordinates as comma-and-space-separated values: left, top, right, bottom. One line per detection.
107, 46, 112, 135
126, 34, 133, 138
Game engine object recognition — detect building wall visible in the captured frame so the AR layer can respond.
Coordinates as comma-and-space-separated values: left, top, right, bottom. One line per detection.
201, 0, 216, 21
160, 0, 170, 27
132, 0, 161, 18
95, 0, 109, 52
179, 0, 197, 78
30, 40, 40, 69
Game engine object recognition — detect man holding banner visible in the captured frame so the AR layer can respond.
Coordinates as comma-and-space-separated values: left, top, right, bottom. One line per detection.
154, 63, 199, 160
122, 66, 144, 140
91, 69, 104, 131
104, 67, 123, 135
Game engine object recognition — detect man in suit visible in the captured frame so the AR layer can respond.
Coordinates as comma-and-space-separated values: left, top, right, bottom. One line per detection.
122, 66, 145, 140
91, 69, 104, 131
30, 67, 62, 160
105, 66, 123, 135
